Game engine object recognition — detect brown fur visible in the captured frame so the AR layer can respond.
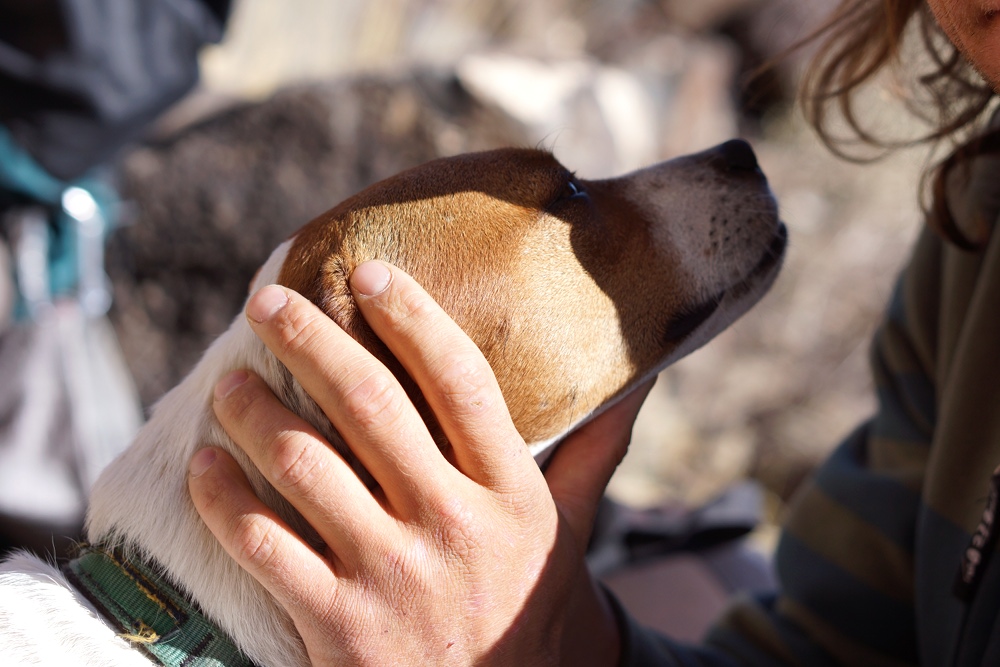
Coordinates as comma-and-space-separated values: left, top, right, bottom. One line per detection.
280, 147, 784, 448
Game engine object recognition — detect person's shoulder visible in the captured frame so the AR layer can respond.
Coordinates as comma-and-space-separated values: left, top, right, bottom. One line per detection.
942, 111, 1000, 244
988, 107, 1000, 130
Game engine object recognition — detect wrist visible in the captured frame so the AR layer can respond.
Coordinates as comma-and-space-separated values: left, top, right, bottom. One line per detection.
559, 570, 621, 667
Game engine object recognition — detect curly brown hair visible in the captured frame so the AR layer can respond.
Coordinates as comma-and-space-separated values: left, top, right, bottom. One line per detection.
797, 0, 998, 248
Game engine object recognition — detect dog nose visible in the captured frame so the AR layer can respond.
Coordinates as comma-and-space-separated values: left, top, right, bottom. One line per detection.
719, 139, 759, 171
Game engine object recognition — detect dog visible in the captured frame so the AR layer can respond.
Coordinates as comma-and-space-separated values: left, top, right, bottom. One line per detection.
0, 141, 785, 666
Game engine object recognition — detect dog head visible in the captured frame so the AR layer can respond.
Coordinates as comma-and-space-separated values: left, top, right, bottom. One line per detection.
85, 141, 784, 667
274, 142, 785, 456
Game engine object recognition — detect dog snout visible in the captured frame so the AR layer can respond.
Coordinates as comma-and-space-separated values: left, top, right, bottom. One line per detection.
618, 140, 782, 302
717, 139, 760, 173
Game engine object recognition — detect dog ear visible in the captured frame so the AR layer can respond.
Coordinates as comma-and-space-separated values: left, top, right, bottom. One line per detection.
285, 246, 456, 467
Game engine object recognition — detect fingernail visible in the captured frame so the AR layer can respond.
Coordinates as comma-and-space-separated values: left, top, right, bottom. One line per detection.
214, 370, 248, 400
247, 285, 289, 323
351, 261, 391, 297
189, 448, 217, 477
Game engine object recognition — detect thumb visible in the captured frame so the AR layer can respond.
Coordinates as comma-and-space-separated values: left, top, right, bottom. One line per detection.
545, 378, 656, 541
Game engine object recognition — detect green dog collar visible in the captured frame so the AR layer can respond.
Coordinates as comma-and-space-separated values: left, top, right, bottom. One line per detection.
63, 545, 257, 667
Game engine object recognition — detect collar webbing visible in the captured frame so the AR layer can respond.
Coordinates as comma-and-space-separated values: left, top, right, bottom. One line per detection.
63, 545, 257, 667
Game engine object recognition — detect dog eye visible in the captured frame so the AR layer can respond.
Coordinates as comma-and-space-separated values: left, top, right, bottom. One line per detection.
555, 177, 588, 204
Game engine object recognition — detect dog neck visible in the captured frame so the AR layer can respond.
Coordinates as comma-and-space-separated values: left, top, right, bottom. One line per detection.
85, 241, 314, 667
85, 310, 313, 667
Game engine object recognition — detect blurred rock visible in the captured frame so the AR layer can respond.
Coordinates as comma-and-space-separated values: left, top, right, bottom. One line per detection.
457, 40, 740, 175
717, 0, 839, 121
657, 39, 739, 157
457, 53, 661, 176
108, 71, 530, 407
660, 0, 761, 32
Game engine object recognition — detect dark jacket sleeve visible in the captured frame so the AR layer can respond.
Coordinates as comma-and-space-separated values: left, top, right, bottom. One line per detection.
0, 0, 231, 181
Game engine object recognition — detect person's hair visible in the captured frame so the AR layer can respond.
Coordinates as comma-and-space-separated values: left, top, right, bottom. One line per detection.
796, 0, 998, 248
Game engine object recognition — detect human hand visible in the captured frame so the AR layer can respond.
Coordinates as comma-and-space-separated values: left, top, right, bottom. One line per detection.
187, 261, 653, 666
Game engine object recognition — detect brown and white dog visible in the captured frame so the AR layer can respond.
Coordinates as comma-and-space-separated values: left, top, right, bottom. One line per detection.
0, 141, 785, 666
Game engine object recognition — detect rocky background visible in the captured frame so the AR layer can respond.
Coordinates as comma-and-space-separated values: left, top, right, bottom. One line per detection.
107, 0, 936, 536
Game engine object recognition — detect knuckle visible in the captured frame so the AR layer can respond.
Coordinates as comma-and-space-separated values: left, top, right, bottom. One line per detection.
375, 285, 444, 336
428, 496, 487, 558
270, 304, 326, 356
351, 537, 437, 616
214, 377, 261, 423
377, 544, 429, 595
190, 471, 227, 513
394, 287, 437, 322
341, 371, 408, 431
435, 356, 497, 416
268, 431, 326, 493
230, 513, 281, 570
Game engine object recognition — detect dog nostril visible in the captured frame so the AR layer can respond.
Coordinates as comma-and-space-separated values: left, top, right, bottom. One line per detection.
719, 139, 759, 172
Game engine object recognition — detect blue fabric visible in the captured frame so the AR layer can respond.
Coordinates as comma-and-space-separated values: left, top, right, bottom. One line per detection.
0, 125, 118, 319
0, 127, 65, 203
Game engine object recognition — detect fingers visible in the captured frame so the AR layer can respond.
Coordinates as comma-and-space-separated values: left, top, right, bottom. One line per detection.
348, 261, 531, 489
243, 284, 450, 511
210, 369, 398, 560
545, 378, 656, 543
187, 446, 338, 620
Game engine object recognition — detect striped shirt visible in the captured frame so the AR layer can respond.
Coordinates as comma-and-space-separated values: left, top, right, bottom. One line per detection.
616, 128, 1000, 666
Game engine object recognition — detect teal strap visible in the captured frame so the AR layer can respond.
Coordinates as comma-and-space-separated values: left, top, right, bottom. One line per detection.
0, 125, 118, 211
0, 127, 66, 203
63, 546, 257, 667
0, 125, 118, 318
